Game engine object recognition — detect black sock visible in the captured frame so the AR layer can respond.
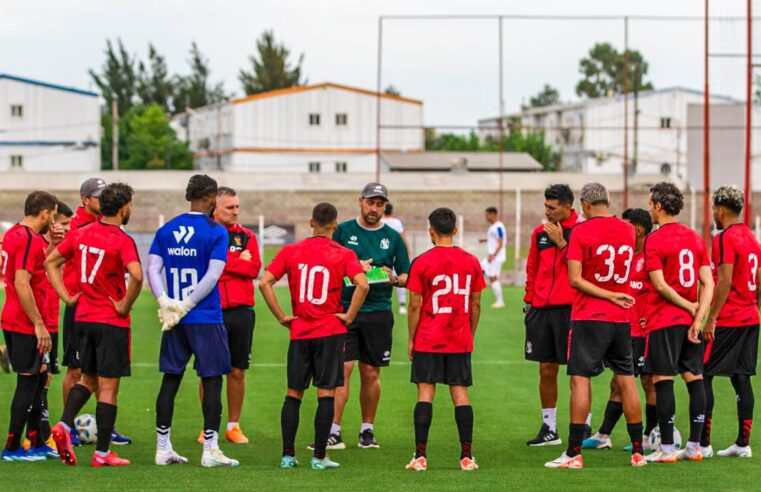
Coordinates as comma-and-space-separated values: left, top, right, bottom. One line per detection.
5, 375, 38, 451
25, 372, 47, 448
731, 374, 755, 446
455, 405, 474, 459
281, 396, 301, 457
61, 384, 92, 429
645, 404, 658, 435
687, 380, 706, 444
41, 386, 51, 441
313, 397, 334, 459
701, 376, 714, 447
156, 373, 183, 428
627, 422, 644, 455
655, 380, 676, 445
201, 376, 223, 434
95, 402, 117, 453
566, 423, 586, 457
599, 400, 624, 435
414, 402, 433, 458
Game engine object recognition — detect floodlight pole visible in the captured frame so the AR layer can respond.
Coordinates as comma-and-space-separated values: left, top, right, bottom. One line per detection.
623, 16, 629, 210
745, 0, 753, 225
376, 17, 383, 183
498, 16, 505, 221
703, 0, 712, 243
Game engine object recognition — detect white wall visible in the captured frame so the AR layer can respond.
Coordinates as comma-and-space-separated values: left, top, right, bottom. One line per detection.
230, 152, 377, 174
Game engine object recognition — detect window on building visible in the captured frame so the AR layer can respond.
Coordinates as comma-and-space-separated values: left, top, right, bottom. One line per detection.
10, 155, 23, 168
335, 113, 348, 126
10, 104, 23, 118
335, 161, 348, 173
308, 161, 321, 173
309, 113, 321, 126
660, 117, 672, 129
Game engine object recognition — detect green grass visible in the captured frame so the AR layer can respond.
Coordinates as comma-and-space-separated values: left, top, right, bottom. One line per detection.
1, 288, 759, 491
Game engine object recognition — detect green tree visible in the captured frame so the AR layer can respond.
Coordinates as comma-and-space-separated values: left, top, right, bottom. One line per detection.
239, 30, 305, 95
137, 44, 175, 113
528, 84, 561, 108
121, 104, 192, 170
174, 42, 227, 113
89, 38, 138, 116
576, 42, 653, 98
384, 85, 401, 96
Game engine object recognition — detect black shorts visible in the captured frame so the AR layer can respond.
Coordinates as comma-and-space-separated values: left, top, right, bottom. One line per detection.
643, 325, 704, 376
632, 336, 646, 377
3, 330, 45, 374
287, 334, 345, 390
524, 306, 571, 364
344, 311, 393, 367
49, 331, 60, 374
224, 307, 255, 370
78, 322, 131, 378
567, 321, 633, 377
62, 304, 80, 368
704, 325, 759, 377
411, 351, 472, 386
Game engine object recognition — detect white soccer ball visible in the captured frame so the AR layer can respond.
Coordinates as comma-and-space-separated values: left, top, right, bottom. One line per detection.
74, 414, 98, 444
648, 425, 682, 450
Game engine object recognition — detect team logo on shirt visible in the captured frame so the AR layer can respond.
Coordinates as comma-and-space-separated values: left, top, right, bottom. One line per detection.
348, 235, 359, 246
172, 226, 195, 244
380, 238, 390, 250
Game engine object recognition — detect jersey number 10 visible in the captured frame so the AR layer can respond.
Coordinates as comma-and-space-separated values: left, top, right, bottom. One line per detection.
298, 264, 329, 305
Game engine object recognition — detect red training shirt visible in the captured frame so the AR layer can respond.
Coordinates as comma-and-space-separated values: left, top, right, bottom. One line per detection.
566, 216, 636, 323
218, 223, 261, 310
644, 222, 710, 332
1, 224, 49, 335
63, 207, 98, 297
41, 236, 60, 333
628, 251, 653, 337
266, 236, 363, 340
57, 221, 141, 329
407, 246, 486, 353
711, 223, 761, 327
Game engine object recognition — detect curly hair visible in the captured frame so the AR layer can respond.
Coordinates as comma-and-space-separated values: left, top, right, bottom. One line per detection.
99, 183, 134, 217
650, 182, 684, 216
185, 174, 218, 202
713, 185, 744, 215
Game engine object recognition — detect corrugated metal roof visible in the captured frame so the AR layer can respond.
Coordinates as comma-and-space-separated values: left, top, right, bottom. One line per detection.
382, 152, 543, 171
0, 74, 98, 97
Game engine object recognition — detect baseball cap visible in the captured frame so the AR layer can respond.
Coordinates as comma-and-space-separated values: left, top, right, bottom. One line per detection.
80, 177, 107, 197
361, 182, 388, 200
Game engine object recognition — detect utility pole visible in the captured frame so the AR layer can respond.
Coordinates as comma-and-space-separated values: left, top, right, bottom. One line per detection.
633, 64, 639, 176
111, 99, 119, 171
623, 16, 629, 210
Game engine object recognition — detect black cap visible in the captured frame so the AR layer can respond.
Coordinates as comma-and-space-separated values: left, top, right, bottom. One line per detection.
361, 182, 388, 200
80, 177, 107, 197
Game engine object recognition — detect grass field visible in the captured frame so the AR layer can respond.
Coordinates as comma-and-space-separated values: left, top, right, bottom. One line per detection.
1, 287, 759, 491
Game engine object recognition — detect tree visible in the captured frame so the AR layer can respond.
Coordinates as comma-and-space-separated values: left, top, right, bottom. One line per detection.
89, 38, 138, 116
575, 42, 653, 98
239, 30, 305, 95
122, 104, 192, 170
137, 44, 175, 113
384, 85, 401, 96
528, 84, 561, 108
174, 42, 227, 113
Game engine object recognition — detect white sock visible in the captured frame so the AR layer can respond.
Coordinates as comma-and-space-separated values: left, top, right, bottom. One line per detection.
687, 441, 700, 451
226, 422, 238, 432
585, 413, 593, 426
157, 426, 171, 450
360, 422, 374, 433
661, 443, 675, 453
330, 423, 341, 435
203, 430, 219, 451
491, 281, 503, 303
542, 408, 557, 433
95, 450, 109, 457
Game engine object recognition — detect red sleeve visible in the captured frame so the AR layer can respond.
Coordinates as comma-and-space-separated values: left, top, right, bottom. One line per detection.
343, 249, 364, 280
566, 227, 583, 262
14, 230, 36, 272
406, 258, 423, 294
717, 232, 733, 266
523, 228, 539, 303
266, 247, 287, 280
119, 234, 141, 265
644, 235, 663, 272
224, 231, 261, 279
57, 231, 76, 261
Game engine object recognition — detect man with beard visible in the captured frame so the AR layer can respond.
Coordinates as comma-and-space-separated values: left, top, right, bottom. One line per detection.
47, 183, 143, 467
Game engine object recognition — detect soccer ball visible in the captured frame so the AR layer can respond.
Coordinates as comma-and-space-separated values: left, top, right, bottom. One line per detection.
648, 425, 682, 450
74, 414, 98, 444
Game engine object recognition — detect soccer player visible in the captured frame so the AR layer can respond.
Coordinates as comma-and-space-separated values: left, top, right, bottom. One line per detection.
404, 207, 486, 472
1, 191, 57, 462
329, 182, 410, 449
480, 206, 506, 308
259, 202, 369, 470
545, 182, 646, 469
643, 182, 714, 463
47, 183, 142, 467
524, 184, 586, 446
700, 185, 761, 458
147, 174, 238, 467
382, 202, 412, 315
584, 208, 658, 450
197, 186, 261, 444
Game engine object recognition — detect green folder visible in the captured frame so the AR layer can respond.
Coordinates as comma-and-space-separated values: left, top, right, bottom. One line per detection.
344, 266, 390, 286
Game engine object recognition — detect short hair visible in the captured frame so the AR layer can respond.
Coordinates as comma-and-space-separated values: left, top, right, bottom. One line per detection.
485, 206, 498, 215
217, 186, 236, 198
56, 200, 74, 218
579, 182, 609, 205
622, 208, 653, 234
385, 202, 394, 215
650, 182, 684, 216
99, 183, 134, 217
24, 191, 58, 217
185, 174, 218, 201
428, 208, 457, 235
544, 184, 574, 206
713, 185, 744, 215
312, 202, 338, 227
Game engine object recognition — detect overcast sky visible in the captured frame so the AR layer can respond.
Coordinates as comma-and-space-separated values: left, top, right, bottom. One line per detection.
2, 0, 753, 127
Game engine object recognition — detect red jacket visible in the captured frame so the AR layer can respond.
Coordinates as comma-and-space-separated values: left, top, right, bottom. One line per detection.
524, 210, 583, 308
218, 223, 262, 310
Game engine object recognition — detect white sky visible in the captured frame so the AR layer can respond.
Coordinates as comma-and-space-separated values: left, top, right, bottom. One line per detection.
1, 0, 752, 127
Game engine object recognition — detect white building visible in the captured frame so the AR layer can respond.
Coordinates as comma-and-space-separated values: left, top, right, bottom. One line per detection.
479, 87, 735, 178
0, 74, 100, 172
175, 82, 423, 173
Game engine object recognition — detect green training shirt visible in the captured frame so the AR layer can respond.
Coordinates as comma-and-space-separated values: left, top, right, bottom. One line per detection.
333, 218, 411, 312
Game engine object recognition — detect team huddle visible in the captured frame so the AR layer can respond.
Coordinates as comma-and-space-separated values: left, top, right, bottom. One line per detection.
1, 174, 758, 472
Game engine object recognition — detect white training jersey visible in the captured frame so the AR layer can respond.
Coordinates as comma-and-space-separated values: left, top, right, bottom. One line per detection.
382, 217, 404, 234
486, 221, 506, 262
